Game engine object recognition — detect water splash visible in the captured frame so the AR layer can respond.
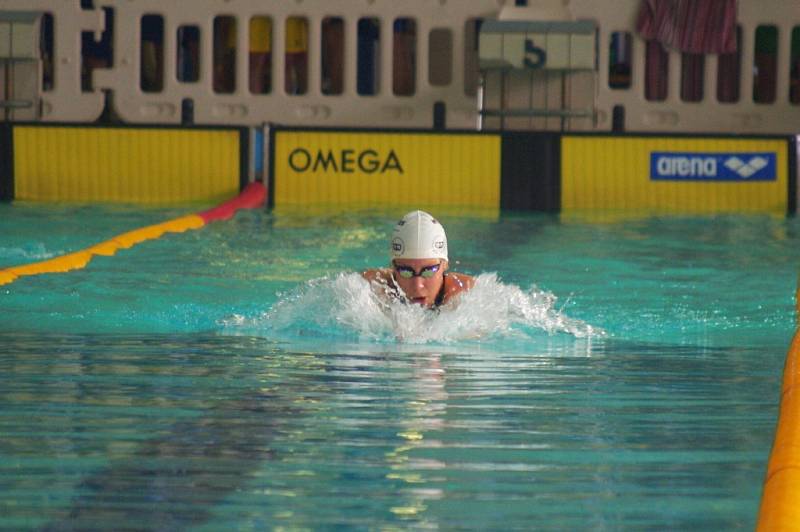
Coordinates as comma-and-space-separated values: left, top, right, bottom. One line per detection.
0, 243, 55, 263
221, 273, 605, 343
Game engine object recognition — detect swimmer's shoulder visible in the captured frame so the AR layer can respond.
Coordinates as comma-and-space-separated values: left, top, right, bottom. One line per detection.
442, 271, 475, 302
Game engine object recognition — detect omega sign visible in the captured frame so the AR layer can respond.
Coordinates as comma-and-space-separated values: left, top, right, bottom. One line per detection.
288, 148, 404, 174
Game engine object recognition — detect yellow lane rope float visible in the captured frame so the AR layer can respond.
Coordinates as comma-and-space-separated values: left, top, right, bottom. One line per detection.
758, 275, 800, 529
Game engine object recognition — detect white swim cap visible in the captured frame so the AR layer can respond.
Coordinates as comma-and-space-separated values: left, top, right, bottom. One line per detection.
390, 210, 448, 261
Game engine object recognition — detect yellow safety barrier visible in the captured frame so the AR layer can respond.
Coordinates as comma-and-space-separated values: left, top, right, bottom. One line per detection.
273, 130, 501, 209
562, 136, 788, 214
13, 126, 241, 203
758, 277, 800, 530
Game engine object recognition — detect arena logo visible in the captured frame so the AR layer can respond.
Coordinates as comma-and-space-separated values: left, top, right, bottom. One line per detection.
650, 152, 776, 181
288, 148, 404, 174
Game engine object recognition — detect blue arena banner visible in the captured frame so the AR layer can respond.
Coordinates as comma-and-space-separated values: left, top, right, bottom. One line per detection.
650, 152, 776, 181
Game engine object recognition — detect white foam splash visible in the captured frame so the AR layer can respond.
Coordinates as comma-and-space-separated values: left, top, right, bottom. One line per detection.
222, 272, 605, 344
0, 243, 55, 262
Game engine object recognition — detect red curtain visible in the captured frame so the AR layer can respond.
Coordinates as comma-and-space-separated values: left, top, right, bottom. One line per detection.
636, 0, 737, 54
637, 0, 737, 101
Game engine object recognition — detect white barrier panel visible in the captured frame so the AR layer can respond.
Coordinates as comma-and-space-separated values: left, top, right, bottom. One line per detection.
36, 0, 499, 128
1, 3, 105, 122
587, 0, 800, 134
2, 0, 800, 134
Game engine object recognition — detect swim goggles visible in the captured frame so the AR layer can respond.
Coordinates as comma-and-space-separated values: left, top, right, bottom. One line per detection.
393, 262, 441, 279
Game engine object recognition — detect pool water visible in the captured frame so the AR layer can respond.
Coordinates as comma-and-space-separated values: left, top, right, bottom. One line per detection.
1, 203, 798, 529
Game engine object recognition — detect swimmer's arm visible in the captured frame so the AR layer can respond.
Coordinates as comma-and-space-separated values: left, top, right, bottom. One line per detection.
361, 268, 392, 284
361, 268, 398, 305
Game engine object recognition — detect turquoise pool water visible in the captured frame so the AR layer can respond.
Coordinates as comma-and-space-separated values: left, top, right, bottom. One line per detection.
1, 203, 798, 529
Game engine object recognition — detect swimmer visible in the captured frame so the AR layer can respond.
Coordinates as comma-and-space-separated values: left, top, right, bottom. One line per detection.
362, 210, 474, 308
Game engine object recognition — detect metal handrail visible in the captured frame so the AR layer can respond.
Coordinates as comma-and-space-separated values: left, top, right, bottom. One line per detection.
0, 100, 33, 109
479, 108, 594, 118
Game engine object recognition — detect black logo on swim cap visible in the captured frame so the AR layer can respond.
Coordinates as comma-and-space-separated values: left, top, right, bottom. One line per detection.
391, 237, 404, 256
433, 238, 445, 250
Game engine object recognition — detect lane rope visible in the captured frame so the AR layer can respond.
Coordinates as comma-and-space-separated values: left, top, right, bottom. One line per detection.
0, 182, 266, 287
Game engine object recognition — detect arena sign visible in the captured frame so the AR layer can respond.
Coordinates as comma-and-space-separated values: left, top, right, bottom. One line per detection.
650, 152, 777, 181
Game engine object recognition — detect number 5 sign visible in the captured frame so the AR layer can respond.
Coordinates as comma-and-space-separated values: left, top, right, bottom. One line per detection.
524, 38, 547, 69
478, 20, 596, 72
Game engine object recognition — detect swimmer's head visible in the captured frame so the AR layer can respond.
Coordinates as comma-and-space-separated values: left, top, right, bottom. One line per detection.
390, 210, 448, 262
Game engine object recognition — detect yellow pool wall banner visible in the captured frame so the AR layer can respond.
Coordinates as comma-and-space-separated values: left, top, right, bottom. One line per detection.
13, 125, 243, 203
561, 136, 789, 213
271, 130, 501, 209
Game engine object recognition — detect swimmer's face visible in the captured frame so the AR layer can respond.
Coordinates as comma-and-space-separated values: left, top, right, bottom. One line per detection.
392, 258, 448, 308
